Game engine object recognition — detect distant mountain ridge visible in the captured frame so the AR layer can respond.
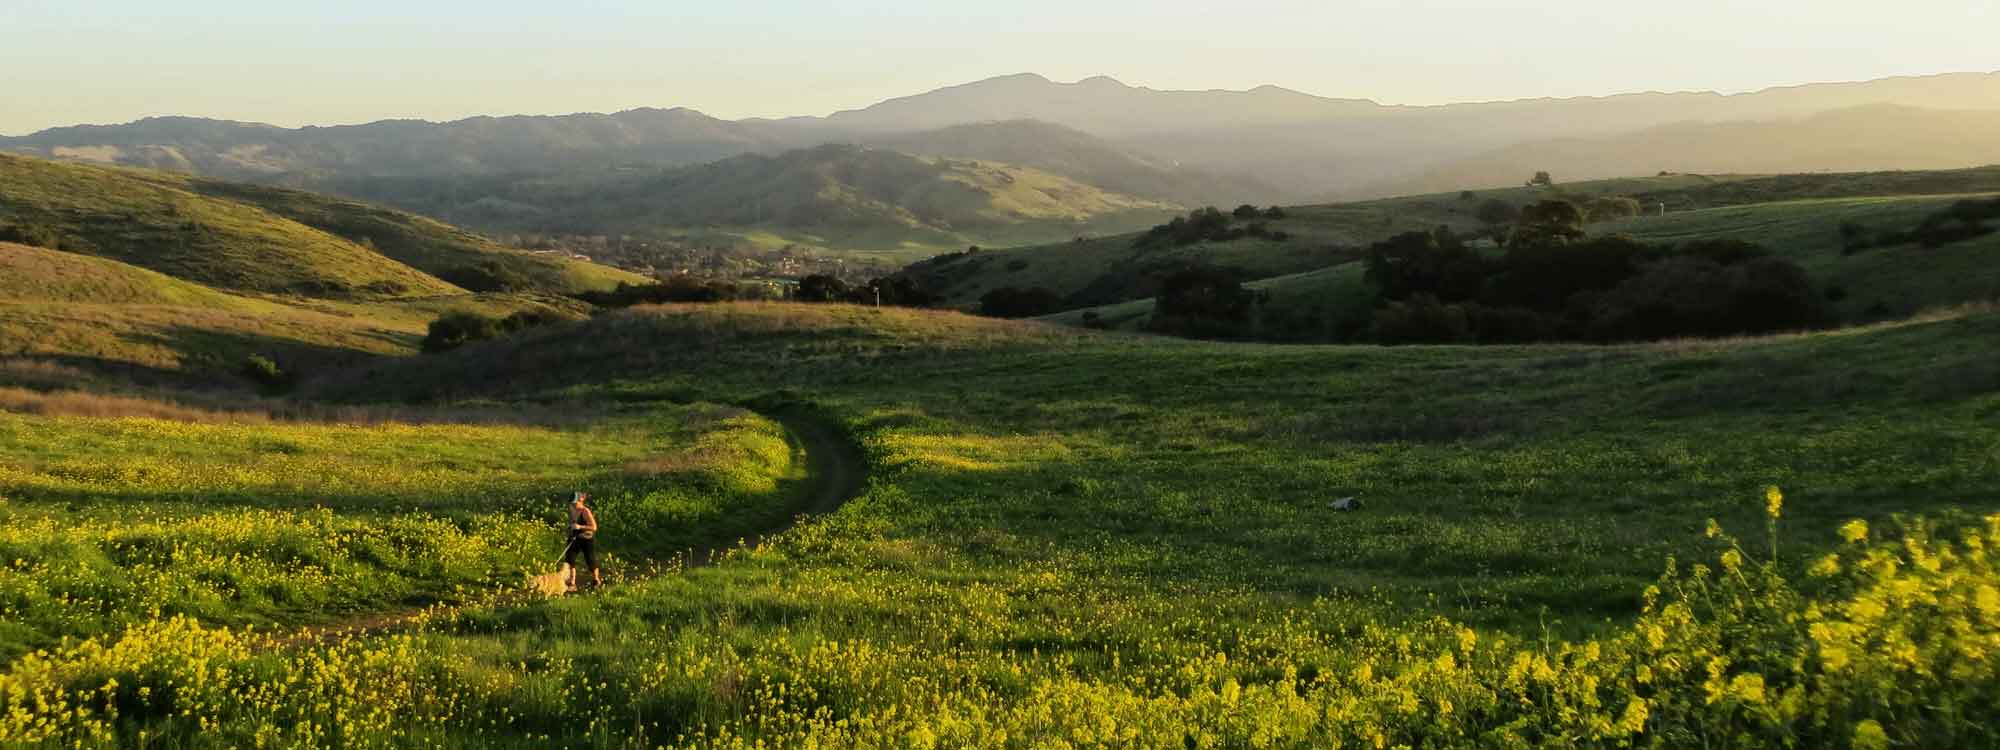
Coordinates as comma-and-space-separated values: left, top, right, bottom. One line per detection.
6, 70, 1998, 212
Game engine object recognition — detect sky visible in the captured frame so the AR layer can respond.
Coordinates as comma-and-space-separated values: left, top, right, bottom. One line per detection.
2, 0, 1993, 136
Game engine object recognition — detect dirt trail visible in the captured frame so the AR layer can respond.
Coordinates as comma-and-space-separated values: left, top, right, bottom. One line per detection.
274, 408, 865, 648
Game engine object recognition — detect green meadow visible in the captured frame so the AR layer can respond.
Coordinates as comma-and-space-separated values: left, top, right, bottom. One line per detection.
2, 301, 1990, 747
1, 156, 1997, 747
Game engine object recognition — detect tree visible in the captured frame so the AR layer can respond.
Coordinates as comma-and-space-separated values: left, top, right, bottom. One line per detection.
1582, 196, 1643, 223
979, 287, 1064, 318
1233, 204, 1262, 220
1476, 199, 1519, 226
1149, 267, 1264, 339
795, 274, 849, 302
1507, 199, 1586, 247
1527, 171, 1555, 188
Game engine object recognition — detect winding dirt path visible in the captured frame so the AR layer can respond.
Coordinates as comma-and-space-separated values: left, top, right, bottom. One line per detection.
273, 408, 865, 648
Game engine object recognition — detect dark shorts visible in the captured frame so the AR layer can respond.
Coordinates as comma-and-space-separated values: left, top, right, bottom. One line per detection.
564, 535, 597, 570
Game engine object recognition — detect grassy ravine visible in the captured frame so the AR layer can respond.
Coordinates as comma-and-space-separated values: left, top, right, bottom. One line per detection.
5, 303, 1993, 748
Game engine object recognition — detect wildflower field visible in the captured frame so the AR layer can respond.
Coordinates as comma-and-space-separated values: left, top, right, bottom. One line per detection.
4, 302, 1998, 748
0, 399, 800, 662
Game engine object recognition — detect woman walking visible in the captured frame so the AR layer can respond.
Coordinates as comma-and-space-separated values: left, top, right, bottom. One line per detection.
563, 491, 601, 591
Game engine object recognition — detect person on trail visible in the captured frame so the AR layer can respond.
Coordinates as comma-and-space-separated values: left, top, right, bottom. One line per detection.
563, 491, 601, 591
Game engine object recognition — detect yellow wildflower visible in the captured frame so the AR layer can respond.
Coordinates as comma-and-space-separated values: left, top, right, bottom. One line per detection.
1853, 719, 1890, 750
1840, 520, 1869, 544
1618, 697, 1649, 734
1765, 486, 1783, 519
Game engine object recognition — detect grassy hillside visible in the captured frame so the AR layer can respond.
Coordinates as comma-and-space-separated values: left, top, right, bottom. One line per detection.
0, 153, 462, 298
1046, 192, 2000, 334
902, 174, 1732, 308
994, 168, 2000, 334
0, 153, 645, 299
148, 301, 1984, 747
1603, 194, 2000, 320
0, 242, 259, 309
353, 144, 1181, 263
0, 243, 589, 384
868, 119, 1281, 206
0, 398, 797, 662
177, 178, 648, 293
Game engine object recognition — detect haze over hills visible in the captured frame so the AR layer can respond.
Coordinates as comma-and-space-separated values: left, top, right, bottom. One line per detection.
5, 70, 1999, 255
1365, 105, 2000, 197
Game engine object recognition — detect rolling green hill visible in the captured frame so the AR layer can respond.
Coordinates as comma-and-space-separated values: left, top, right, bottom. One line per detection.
867, 120, 1281, 206
0, 153, 646, 298
0, 153, 461, 298
358, 143, 1180, 263
0, 240, 590, 384
1045, 192, 2000, 337
900, 174, 1734, 308
0, 242, 260, 309
933, 168, 2000, 335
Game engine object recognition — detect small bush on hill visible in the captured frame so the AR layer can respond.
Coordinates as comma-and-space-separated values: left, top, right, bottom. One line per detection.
979, 287, 1064, 318
0, 223, 62, 250
422, 309, 572, 353
439, 261, 537, 293
1232, 204, 1262, 219
239, 354, 295, 393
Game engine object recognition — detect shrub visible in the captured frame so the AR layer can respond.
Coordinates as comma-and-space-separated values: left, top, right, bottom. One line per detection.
1476, 199, 1519, 226
239, 354, 294, 392
438, 262, 536, 293
795, 274, 850, 302
421, 308, 572, 353
1370, 294, 1473, 344
978, 287, 1064, 318
0, 223, 62, 249
1583, 196, 1644, 223
1264, 206, 1288, 219
1508, 199, 1587, 247
1233, 204, 1262, 220
1148, 267, 1263, 339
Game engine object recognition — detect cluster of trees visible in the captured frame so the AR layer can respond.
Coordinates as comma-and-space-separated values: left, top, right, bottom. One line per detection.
978, 286, 1065, 318
422, 308, 578, 353
1362, 228, 1823, 343
1145, 267, 1267, 339
1840, 197, 2000, 254
1475, 196, 1643, 236
795, 274, 939, 307
574, 278, 775, 308
1134, 206, 1290, 249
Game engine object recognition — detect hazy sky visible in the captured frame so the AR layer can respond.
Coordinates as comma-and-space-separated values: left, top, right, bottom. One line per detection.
3, 0, 1992, 135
